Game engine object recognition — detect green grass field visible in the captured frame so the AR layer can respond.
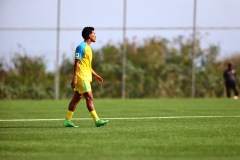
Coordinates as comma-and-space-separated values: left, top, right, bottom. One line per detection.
0, 99, 240, 160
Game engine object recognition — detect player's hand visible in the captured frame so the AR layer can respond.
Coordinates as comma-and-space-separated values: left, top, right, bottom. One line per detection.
95, 75, 103, 83
71, 77, 77, 88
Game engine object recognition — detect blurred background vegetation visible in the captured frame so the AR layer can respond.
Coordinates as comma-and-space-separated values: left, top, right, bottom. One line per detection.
0, 36, 239, 99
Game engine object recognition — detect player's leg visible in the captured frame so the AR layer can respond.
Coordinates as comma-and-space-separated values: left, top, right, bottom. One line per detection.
233, 85, 239, 99
68, 91, 83, 111
226, 85, 231, 98
64, 91, 82, 127
83, 91, 108, 127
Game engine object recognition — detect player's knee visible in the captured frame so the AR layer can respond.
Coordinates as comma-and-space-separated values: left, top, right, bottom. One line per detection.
72, 95, 82, 103
86, 94, 94, 102
77, 94, 83, 101
72, 98, 79, 104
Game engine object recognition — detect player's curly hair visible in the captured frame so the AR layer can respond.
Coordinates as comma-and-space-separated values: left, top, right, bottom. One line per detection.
82, 27, 94, 40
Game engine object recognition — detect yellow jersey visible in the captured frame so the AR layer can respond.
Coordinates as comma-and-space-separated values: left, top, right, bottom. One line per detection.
75, 42, 92, 82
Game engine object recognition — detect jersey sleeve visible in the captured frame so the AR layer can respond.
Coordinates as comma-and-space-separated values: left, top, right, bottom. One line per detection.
75, 45, 84, 60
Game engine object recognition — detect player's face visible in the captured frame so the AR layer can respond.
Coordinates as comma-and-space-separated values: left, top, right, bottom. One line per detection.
89, 31, 96, 42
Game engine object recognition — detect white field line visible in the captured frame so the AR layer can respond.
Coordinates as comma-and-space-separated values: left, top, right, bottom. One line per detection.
0, 115, 240, 122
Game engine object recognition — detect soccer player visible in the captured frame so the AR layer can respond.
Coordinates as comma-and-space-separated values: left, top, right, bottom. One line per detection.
63, 27, 108, 127
223, 63, 239, 99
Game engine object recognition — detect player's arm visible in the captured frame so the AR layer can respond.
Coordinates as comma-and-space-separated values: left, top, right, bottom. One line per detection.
92, 69, 103, 83
71, 59, 79, 88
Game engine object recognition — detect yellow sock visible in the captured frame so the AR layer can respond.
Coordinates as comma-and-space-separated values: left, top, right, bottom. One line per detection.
90, 110, 99, 122
65, 110, 74, 121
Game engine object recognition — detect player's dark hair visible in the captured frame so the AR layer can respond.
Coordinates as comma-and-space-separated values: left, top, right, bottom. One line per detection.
227, 63, 232, 67
82, 27, 94, 40
227, 62, 233, 70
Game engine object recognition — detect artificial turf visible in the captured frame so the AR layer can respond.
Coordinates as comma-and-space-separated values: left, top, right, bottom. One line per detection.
0, 99, 240, 160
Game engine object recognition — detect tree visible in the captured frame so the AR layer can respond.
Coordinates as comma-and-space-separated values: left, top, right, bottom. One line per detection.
0, 54, 54, 99
1, 37, 239, 99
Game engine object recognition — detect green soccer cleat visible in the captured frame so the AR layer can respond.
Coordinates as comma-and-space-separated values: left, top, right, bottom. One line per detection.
95, 119, 109, 127
63, 120, 78, 128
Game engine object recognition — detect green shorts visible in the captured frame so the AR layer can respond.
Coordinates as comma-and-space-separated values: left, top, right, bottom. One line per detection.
74, 80, 92, 94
